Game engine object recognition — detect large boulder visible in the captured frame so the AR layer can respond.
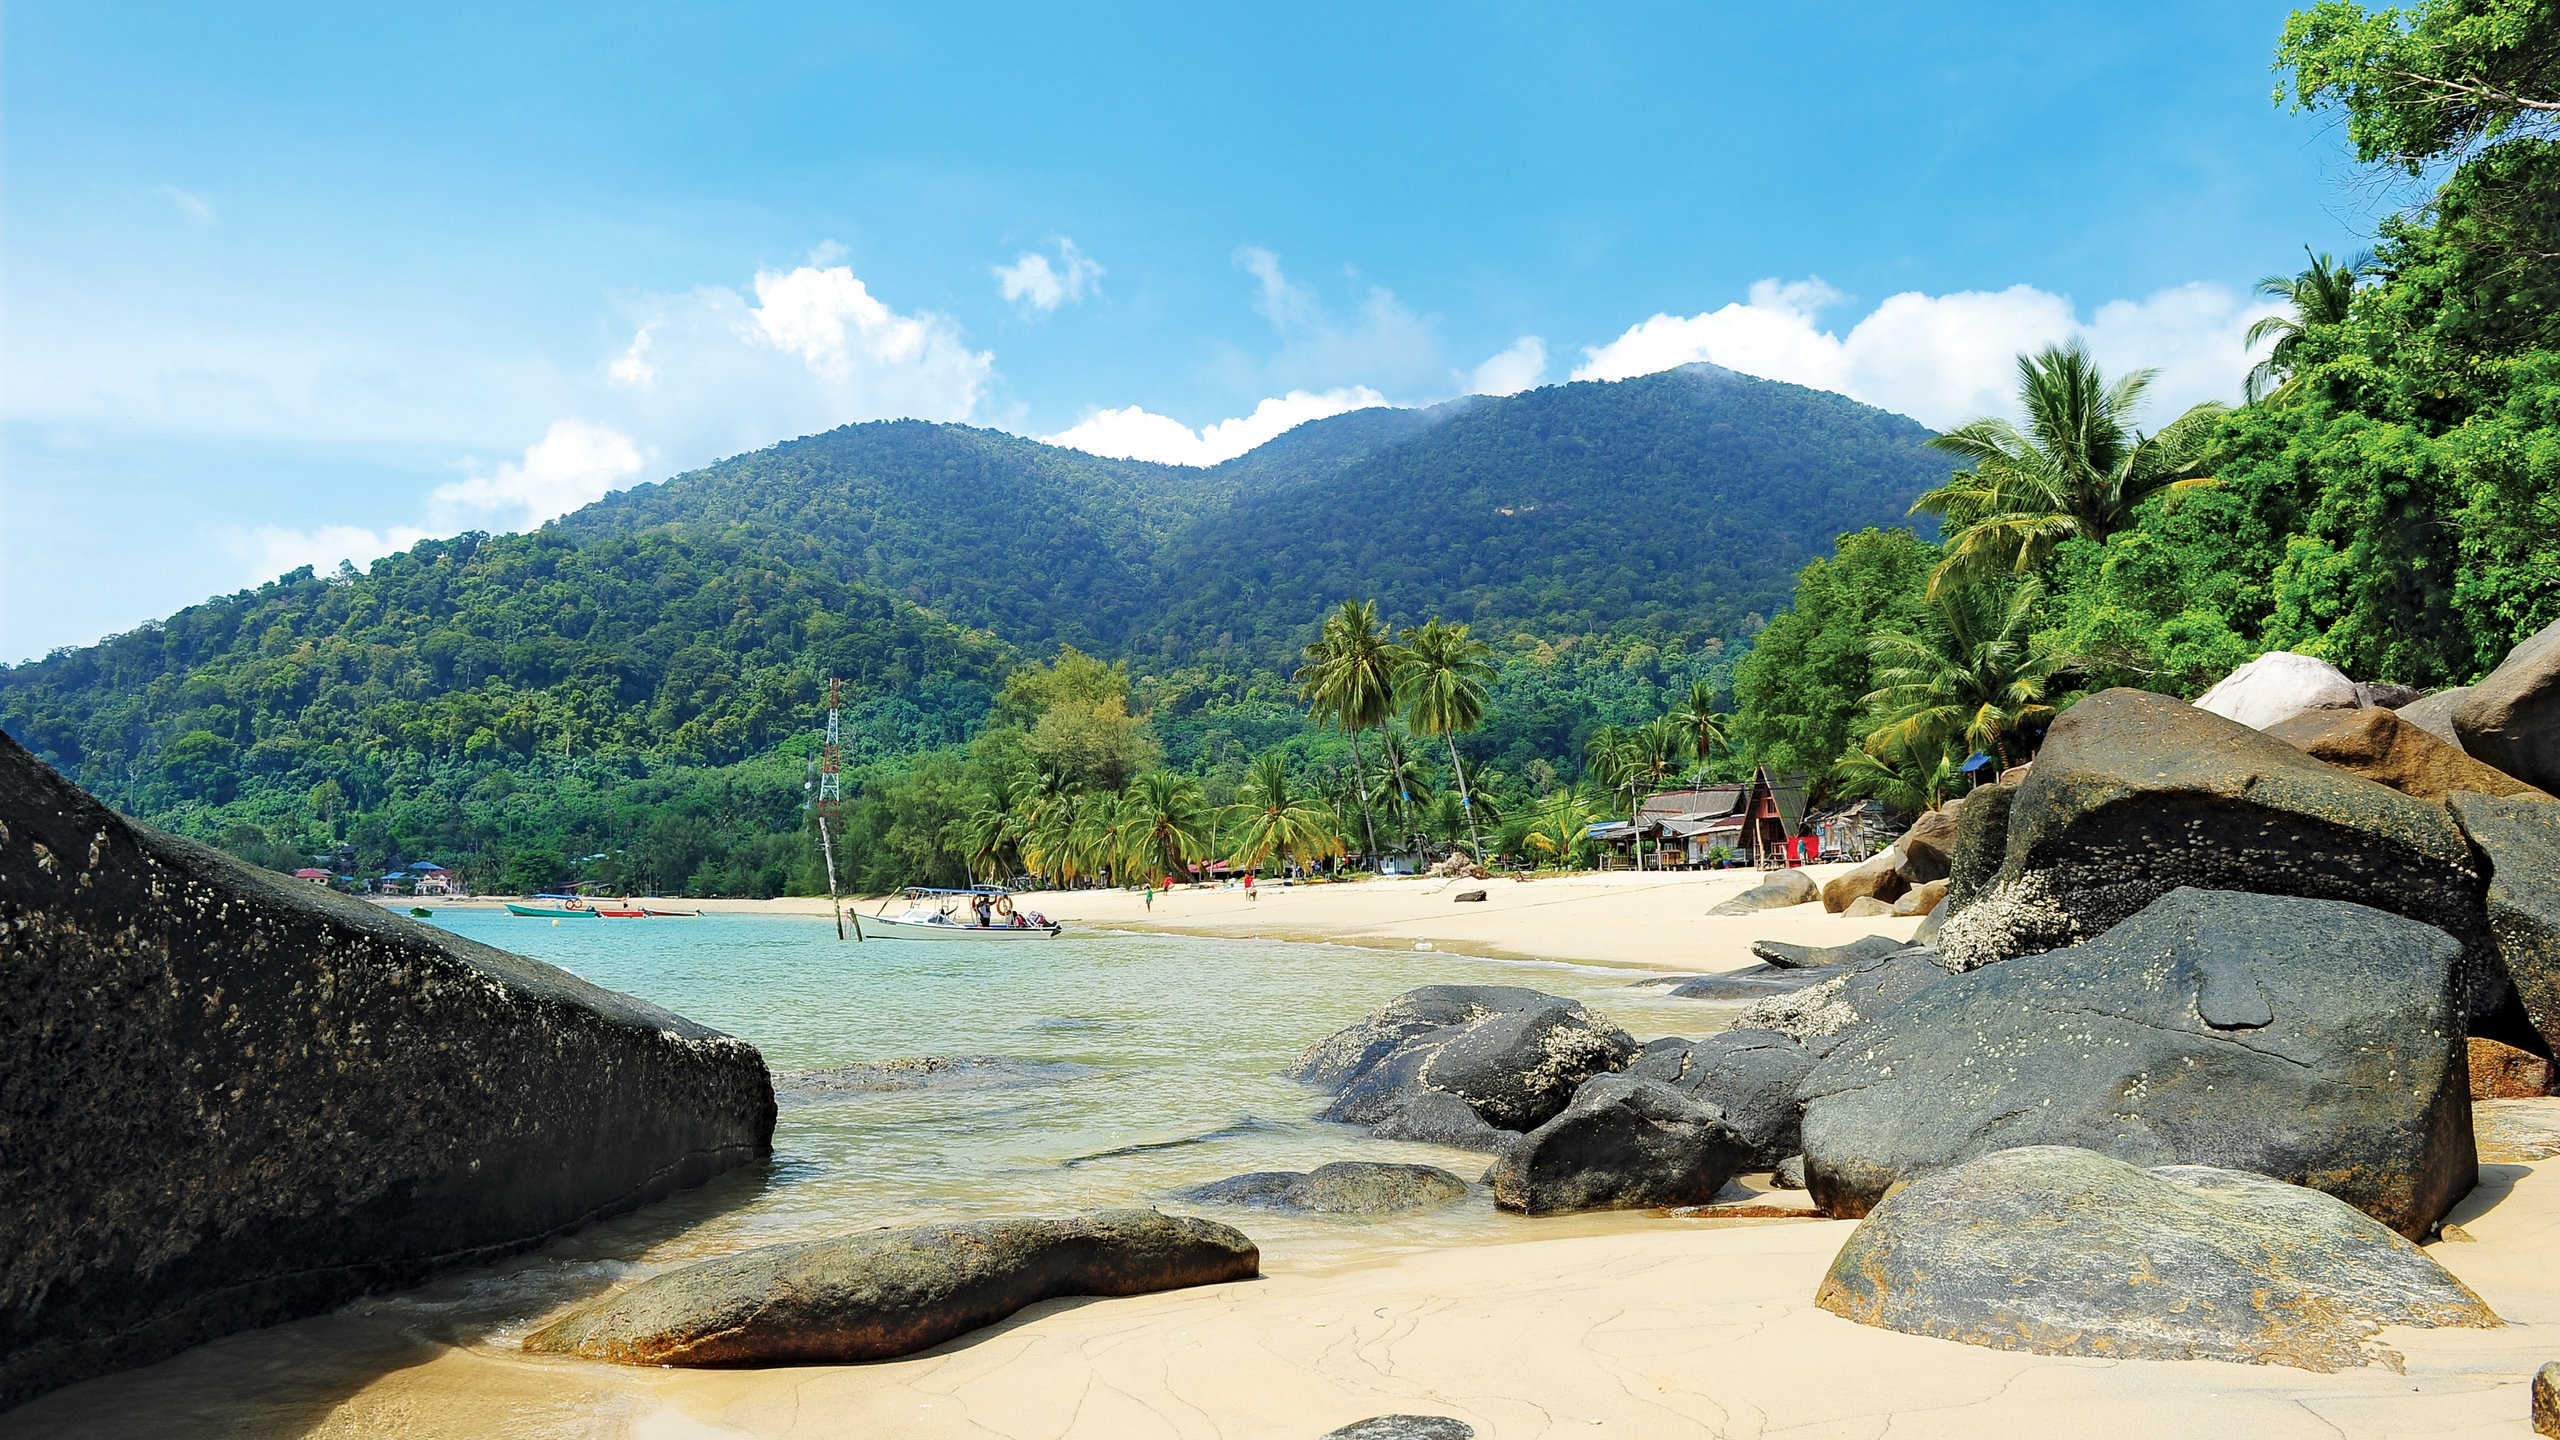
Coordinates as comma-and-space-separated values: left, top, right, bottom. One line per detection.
1704, 868, 1818, 916
1625, 1028, 1817, 1164
1890, 879, 1949, 916
522, 1210, 1258, 1365
1369, 1089, 1519, 1153
1820, 848, 1908, 913
1815, 1147, 2498, 1371
1747, 932, 1910, 970
0, 731, 774, 1406
2455, 618, 2560, 792
2447, 793, 2560, 1060
1939, 782, 2014, 916
1796, 888, 2474, 1238
1181, 1162, 1467, 1216
1485, 1074, 1752, 1215
1296, 988, 1635, 1135
1891, 803, 1963, 882
1733, 945, 1951, 1056
2192, 650, 2360, 729
1978, 688, 2491, 1008
2398, 686, 2471, 749
2265, 706, 2550, 801
2469, 1037, 2553, 1099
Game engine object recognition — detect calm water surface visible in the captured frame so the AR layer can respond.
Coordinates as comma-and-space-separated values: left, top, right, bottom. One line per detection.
10, 912, 1748, 1438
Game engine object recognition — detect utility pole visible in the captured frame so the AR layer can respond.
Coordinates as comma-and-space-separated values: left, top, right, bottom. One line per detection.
815, 678, 859, 940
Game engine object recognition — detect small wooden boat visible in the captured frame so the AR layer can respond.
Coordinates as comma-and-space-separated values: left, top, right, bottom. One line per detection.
642, 906, 700, 917
506, 899, 599, 919
596, 907, 648, 918
863, 886, 1059, 939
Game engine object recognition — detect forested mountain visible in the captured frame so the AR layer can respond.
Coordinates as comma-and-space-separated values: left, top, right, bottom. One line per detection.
1, 364, 1948, 892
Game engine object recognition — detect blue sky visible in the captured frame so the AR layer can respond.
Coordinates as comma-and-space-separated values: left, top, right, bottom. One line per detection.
4, 2, 2388, 661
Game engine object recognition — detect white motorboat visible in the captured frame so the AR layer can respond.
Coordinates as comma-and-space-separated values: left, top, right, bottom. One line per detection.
860, 886, 1061, 939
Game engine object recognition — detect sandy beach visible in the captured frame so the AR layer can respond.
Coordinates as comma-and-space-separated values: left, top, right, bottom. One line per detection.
419, 865, 1924, 976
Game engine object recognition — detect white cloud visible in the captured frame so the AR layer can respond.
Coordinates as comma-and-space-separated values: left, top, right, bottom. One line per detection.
1468, 337, 1548, 396
430, 418, 645, 529
157, 186, 217, 227
994, 239, 1104, 314
231, 523, 434, 583
1573, 278, 2283, 429
1223, 247, 1446, 398
1043, 386, 1387, 466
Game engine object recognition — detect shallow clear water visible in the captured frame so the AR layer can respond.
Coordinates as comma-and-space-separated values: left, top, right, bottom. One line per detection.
10, 913, 1752, 1438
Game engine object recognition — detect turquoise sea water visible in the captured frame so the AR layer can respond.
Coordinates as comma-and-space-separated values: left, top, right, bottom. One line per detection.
8, 913, 1747, 1438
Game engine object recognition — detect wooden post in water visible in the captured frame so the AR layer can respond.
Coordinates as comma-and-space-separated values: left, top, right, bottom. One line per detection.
816, 678, 857, 940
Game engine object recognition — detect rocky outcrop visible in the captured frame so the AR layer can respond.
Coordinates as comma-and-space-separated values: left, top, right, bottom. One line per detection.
1842, 896, 1895, 917
1704, 869, 1818, 915
1733, 945, 1950, 1055
2455, 618, 2560, 793
1320, 1419, 1475, 1440
1890, 879, 1949, 916
1815, 1147, 2498, 1370
1486, 1075, 1751, 1215
0, 731, 775, 1407
1369, 1089, 1520, 1152
1891, 803, 1962, 882
2192, 650, 2361, 730
1978, 689, 2491, 1010
2469, 1037, 2553, 1099
2447, 793, 2560, 1059
1747, 933, 1909, 970
2399, 687, 2471, 748
522, 1209, 1257, 1365
1796, 888, 2474, 1238
1295, 988, 1635, 1137
1182, 1162, 1467, 1216
1625, 1028, 1817, 1164
2265, 706, 2550, 801
1820, 849, 1908, 913
1939, 782, 2014, 916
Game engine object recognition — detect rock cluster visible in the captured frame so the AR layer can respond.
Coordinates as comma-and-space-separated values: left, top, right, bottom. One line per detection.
522, 1210, 1257, 1366
0, 732, 775, 1406
1292, 986, 1637, 1149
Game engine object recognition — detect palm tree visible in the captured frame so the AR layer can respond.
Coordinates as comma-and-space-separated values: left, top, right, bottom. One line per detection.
1860, 579, 2067, 774
1298, 600, 1397, 862
1122, 769, 1211, 886
1223, 750, 1343, 874
1517, 787, 1601, 869
1912, 340, 2226, 593
2245, 249, 2359, 404
1829, 743, 1965, 815
1670, 677, 1726, 786
1393, 619, 1496, 863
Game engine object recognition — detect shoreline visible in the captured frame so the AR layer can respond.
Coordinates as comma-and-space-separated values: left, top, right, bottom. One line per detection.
399, 864, 1926, 976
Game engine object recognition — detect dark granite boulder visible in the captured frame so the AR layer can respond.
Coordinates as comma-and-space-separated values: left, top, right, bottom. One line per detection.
1975, 688, 2490, 1008
1625, 1028, 1816, 1164
1748, 933, 1909, 971
1815, 1147, 2498, 1370
0, 731, 774, 1406
1666, 966, 1834, 1001
1369, 1089, 1521, 1153
2447, 793, 2560, 1061
1734, 945, 1951, 1057
522, 1209, 1257, 1365
1300, 989, 1634, 1135
1939, 781, 2014, 916
1486, 1074, 1752, 1215
1703, 868, 1818, 915
2265, 706, 2549, 801
1181, 1162, 1467, 1216
1797, 888, 2474, 1238
2455, 618, 2560, 792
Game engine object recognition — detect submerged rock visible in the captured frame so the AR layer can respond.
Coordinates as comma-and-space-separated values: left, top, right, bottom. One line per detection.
1797, 888, 2474, 1238
1748, 933, 1909, 971
0, 731, 774, 1406
1181, 1162, 1467, 1216
777, 1056, 1097, 1101
522, 1209, 1257, 1365
1486, 1074, 1751, 1215
1815, 1147, 2498, 1371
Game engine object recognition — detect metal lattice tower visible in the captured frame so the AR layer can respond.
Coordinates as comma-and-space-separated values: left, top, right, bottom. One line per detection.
816, 678, 844, 817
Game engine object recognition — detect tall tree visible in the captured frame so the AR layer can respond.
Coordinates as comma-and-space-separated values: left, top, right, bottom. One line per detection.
1122, 769, 1210, 885
1669, 677, 1727, 786
1223, 751, 1343, 873
1297, 600, 1384, 859
2246, 250, 2363, 402
1912, 341, 2226, 593
1394, 619, 1497, 863
1860, 579, 2067, 773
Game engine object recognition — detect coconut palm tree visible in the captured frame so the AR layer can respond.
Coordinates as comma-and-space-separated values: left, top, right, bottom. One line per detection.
1298, 599, 1398, 862
1860, 579, 2068, 773
1122, 769, 1211, 886
1670, 677, 1727, 786
1222, 750, 1343, 874
2245, 250, 2360, 404
1912, 340, 2227, 594
1393, 619, 1495, 863
1516, 787, 1601, 869
1828, 743, 1965, 815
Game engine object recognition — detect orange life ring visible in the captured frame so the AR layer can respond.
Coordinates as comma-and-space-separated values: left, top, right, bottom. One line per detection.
994, 894, 1015, 917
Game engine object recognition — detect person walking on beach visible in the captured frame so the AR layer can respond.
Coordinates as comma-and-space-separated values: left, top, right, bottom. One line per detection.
1144, 884, 1154, 913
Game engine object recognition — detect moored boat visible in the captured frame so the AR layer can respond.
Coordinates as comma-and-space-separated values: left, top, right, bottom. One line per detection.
863, 886, 1060, 939
506, 895, 600, 919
